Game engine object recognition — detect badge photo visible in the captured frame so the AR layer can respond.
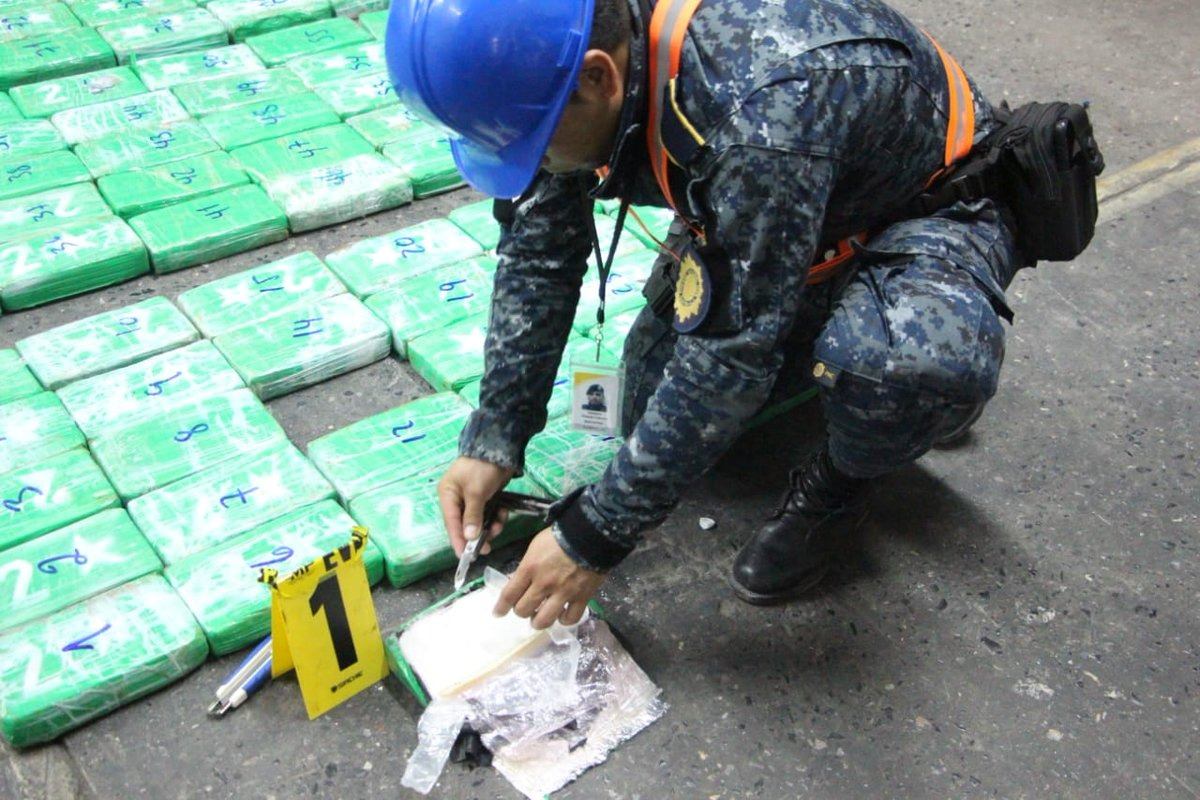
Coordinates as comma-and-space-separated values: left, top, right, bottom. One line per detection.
569, 359, 622, 436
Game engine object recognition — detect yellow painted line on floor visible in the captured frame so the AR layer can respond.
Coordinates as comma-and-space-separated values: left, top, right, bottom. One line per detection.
1097, 135, 1200, 208
1099, 159, 1200, 221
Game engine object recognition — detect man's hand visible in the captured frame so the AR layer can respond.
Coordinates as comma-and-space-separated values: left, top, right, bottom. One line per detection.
438, 456, 515, 556
494, 527, 606, 630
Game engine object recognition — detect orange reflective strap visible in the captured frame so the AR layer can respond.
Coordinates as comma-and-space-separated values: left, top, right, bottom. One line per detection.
924, 31, 976, 167
647, 0, 703, 214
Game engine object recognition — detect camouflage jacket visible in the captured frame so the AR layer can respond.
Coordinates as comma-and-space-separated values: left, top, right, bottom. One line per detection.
458, 0, 1001, 571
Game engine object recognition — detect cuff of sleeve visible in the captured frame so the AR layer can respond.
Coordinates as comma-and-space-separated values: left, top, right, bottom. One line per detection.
551, 489, 634, 572
457, 408, 531, 475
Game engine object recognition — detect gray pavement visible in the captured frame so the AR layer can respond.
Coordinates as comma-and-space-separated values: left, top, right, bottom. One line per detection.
3, 0, 1200, 798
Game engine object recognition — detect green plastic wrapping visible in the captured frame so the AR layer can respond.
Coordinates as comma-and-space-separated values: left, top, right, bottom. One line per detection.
285, 39, 382, 88
98, 8, 229, 64
176, 250, 345, 336
0, 508, 161, 632
349, 472, 545, 588
0, 448, 119, 552
573, 248, 656, 335
0, 150, 91, 202
245, 16, 364, 66
0, 28, 115, 92
0, 574, 208, 749
0, 391, 84, 473
170, 67, 305, 115
0, 215, 149, 311
212, 291, 390, 399
525, 417, 623, 497
311, 70, 396, 118
380, 129, 464, 198
364, 256, 496, 358
166, 499, 382, 655
586, 214, 653, 269
16, 297, 196, 389
128, 183, 288, 273
56, 339, 245, 439
306, 391, 471, 501
199, 91, 339, 150
0, 182, 112, 245
343, 103, 423, 149
263, 151, 411, 232
621, 204, 675, 249
448, 198, 501, 251
228, 122, 373, 183
130, 42, 262, 90
0, 4, 80, 45
89, 387, 288, 500
357, 8, 383, 38
96, 150, 249, 217
0, 349, 41, 405
8, 66, 146, 119
330, 0, 384, 19
128, 443, 334, 563
0, 118, 66, 161
207, 0, 330, 42
594, 305, 642, 358
75, 119, 220, 177
70, 0, 196, 28
407, 312, 488, 392
0, 93, 18, 121
324, 216, 484, 297
49, 88, 187, 145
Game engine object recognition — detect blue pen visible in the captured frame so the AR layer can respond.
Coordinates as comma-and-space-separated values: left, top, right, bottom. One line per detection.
208, 636, 273, 717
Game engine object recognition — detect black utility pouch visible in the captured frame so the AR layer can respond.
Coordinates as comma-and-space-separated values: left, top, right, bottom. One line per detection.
994, 102, 1105, 261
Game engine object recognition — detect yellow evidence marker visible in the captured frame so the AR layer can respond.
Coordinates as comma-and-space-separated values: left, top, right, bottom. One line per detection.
258, 527, 387, 719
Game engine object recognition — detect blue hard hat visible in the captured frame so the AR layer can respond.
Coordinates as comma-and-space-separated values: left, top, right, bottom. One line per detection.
385, 0, 595, 199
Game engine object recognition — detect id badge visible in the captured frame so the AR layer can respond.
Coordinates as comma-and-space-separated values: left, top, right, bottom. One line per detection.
569, 358, 623, 436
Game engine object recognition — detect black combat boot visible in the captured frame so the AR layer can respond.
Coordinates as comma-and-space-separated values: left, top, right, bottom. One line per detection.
729, 443, 866, 605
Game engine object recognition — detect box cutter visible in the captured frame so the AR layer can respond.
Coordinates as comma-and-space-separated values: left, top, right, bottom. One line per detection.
453, 491, 555, 590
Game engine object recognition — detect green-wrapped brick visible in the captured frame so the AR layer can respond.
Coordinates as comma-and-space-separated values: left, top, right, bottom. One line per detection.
263, 152, 411, 232
0, 391, 84, 473
573, 249, 655, 334
286, 40, 382, 88
16, 297, 196, 389
307, 391, 470, 501
312, 70, 396, 118
89, 387, 288, 500
407, 312, 489, 392
128, 183, 288, 273
324, 216, 484, 297
0, 575, 208, 749
0, 4, 80, 45
49, 88, 187, 145
357, 8, 383, 38
170, 67, 305, 116
199, 91, 339, 150
0, 448, 119, 552
0, 349, 41, 404
364, 256, 496, 358
0, 150, 91, 202
176, 251, 345, 337
98, 8, 229, 64
380, 128, 464, 198
0, 119, 66, 160
228, 122, 373, 183
348, 472, 545, 587
245, 16, 363, 66
621, 204, 676, 249
594, 305, 642, 356
8, 66, 146, 119
56, 340, 245, 439
166, 499, 382, 655
75, 119, 219, 178
448, 199, 501, 251
0, 183, 113, 245
70, 0, 196, 28
0, 508, 161, 632
128, 443, 334, 563
0, 93, 19, 121
344, 103, 423, 149
525, 417, 624, 496
207, 0, 330, 42
213, 292, 390, 399
130, 42, 262, 90
0, 28, 115, 92
0, 216, 149, 311
330, 0, 384, 18
96, 150, 249, 217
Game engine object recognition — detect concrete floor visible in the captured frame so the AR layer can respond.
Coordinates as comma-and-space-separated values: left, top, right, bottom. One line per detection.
3, 0, 1199, 798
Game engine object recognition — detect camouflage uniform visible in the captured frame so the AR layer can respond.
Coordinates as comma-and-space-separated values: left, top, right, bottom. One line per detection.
458, 0, 1027, 571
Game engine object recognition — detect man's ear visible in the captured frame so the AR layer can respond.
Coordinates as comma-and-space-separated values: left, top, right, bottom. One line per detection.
577, 49, 622, 103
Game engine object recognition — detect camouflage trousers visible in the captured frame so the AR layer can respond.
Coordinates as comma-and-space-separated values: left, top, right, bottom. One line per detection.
620, 199, 1023, 479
